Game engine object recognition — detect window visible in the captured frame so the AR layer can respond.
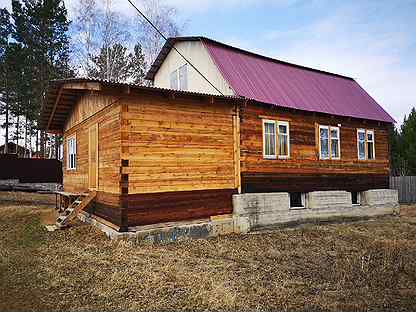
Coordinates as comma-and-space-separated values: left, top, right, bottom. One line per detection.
319, 125, 340, 160
170, 69, 178, 90
367, 130, 375, 160
290, 192, 305, 208
178, 64, 188, 90
278, 121, 290, 158
357, 129, 366, 160
331, 127, 340, 159
357, 129, 375, 160
263, 120, 276, 159
351, 192, 361, 205
67, 136, 76, 170
170, 64, 188, 91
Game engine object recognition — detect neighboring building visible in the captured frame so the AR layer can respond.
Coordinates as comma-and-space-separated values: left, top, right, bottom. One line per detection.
0, 142, 31, 158
39, 37, 398, 236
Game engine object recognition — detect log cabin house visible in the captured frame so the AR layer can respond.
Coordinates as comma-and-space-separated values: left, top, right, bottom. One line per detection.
39, 37, 397, 236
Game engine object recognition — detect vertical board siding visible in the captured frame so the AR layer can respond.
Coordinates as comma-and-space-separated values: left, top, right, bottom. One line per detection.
390, 176, 416, 203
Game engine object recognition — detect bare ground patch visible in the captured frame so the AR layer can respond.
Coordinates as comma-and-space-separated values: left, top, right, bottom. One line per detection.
0, 193, 415, 311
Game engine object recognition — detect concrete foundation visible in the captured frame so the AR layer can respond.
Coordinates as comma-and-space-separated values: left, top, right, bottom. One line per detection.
233, 189, 400, 233
79, 212, 236, 243
79, 189, 399, 243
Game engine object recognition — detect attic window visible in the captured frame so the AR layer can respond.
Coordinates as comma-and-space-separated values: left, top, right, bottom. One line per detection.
170, 64, 188, 91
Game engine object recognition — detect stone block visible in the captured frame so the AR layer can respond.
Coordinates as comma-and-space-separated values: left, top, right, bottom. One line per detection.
307, 190, 352, 209
233, 216, 250, 234
232, 192, 290, 216
361, 189, 399, 206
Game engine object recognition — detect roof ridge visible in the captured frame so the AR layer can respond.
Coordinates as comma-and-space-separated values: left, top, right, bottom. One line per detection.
167, 36, 355, 81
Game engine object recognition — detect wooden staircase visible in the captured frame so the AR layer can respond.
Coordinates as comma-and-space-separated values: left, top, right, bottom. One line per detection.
56, 191, 97, 229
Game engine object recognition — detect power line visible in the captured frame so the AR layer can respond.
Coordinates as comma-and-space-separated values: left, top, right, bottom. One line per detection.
127, 0, 225, 96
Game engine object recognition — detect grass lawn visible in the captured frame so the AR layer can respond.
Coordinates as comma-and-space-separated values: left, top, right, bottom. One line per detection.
0, 191, 416, 312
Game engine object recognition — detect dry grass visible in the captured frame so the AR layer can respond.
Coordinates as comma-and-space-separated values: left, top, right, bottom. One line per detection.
0, 192, 416, 312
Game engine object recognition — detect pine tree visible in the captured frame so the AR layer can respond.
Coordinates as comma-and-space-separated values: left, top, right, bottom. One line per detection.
130, 43, 147, 85
89, 42, 147, 84
11, 0, 72, 158
0, 8, 12, 153
401, 108, 416, 175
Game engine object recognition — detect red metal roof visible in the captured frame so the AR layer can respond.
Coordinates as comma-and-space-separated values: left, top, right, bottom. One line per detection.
202, 38, 395, 123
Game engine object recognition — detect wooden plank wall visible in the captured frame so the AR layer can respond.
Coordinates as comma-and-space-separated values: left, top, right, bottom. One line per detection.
118, 93, 238, 227
121, 94, 237, 194
64, 93, 120, 131
240, 102, 391, 193
63, 94, 122, 194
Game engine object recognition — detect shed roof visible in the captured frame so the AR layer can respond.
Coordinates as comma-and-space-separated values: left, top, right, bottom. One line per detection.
147, 36, 395, 123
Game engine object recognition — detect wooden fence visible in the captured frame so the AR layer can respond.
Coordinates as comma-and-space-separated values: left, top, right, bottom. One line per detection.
390, 176, 416, 203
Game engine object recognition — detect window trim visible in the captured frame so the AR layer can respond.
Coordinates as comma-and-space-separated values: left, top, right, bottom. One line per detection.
319, 125, 341, 160
357, 128, 366, 160
170, 64, 188, 91
330, 126, 341, 160
319, 125, 330, 160
178, 64, 188, 90
277, 120, 290, 159
67, 134, 77, 170
262, 119, 277, 159
357, 128, 376, 160
367, 129, 375, 160
290, 192, 306, 209
351, 191, 361, 206
170, 69, 178, 90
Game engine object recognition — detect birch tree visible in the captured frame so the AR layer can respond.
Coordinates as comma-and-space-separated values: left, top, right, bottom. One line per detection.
135, 0, 184, 66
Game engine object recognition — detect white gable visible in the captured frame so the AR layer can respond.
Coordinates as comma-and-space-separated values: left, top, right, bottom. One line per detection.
153, 40, 234, 96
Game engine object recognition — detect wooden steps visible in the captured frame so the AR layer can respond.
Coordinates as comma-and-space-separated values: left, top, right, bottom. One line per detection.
56, 191, 97, 229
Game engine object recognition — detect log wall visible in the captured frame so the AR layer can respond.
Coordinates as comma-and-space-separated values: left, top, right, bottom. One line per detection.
240, 102, 391, 193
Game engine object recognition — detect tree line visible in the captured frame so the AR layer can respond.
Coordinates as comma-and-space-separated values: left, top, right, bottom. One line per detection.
0, 0, 182, 158
391, 107, 416, 176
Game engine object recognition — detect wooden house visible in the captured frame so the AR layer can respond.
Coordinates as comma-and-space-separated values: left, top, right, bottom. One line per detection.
39, 37, 396, 233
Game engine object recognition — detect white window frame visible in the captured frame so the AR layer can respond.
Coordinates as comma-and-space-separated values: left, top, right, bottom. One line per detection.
367, 130, 375, 160
170, 64, 188, 91
290, 192, 306, 209
319, 125, 341, 160
67, 134, 76, 170
330, 126, 341, 160
178, 64, 188, 90
277, 121, 290, 159
263, 119, 277, 159
351, 192, 361, 206
357, 129, 375, 160
357, 129, 366, 160
319, 125, 330, 160
170, 69, 178, 90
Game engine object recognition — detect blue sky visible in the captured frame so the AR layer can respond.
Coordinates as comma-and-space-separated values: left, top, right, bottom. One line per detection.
1, 0, 415, 126
173, 0, 416, 125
